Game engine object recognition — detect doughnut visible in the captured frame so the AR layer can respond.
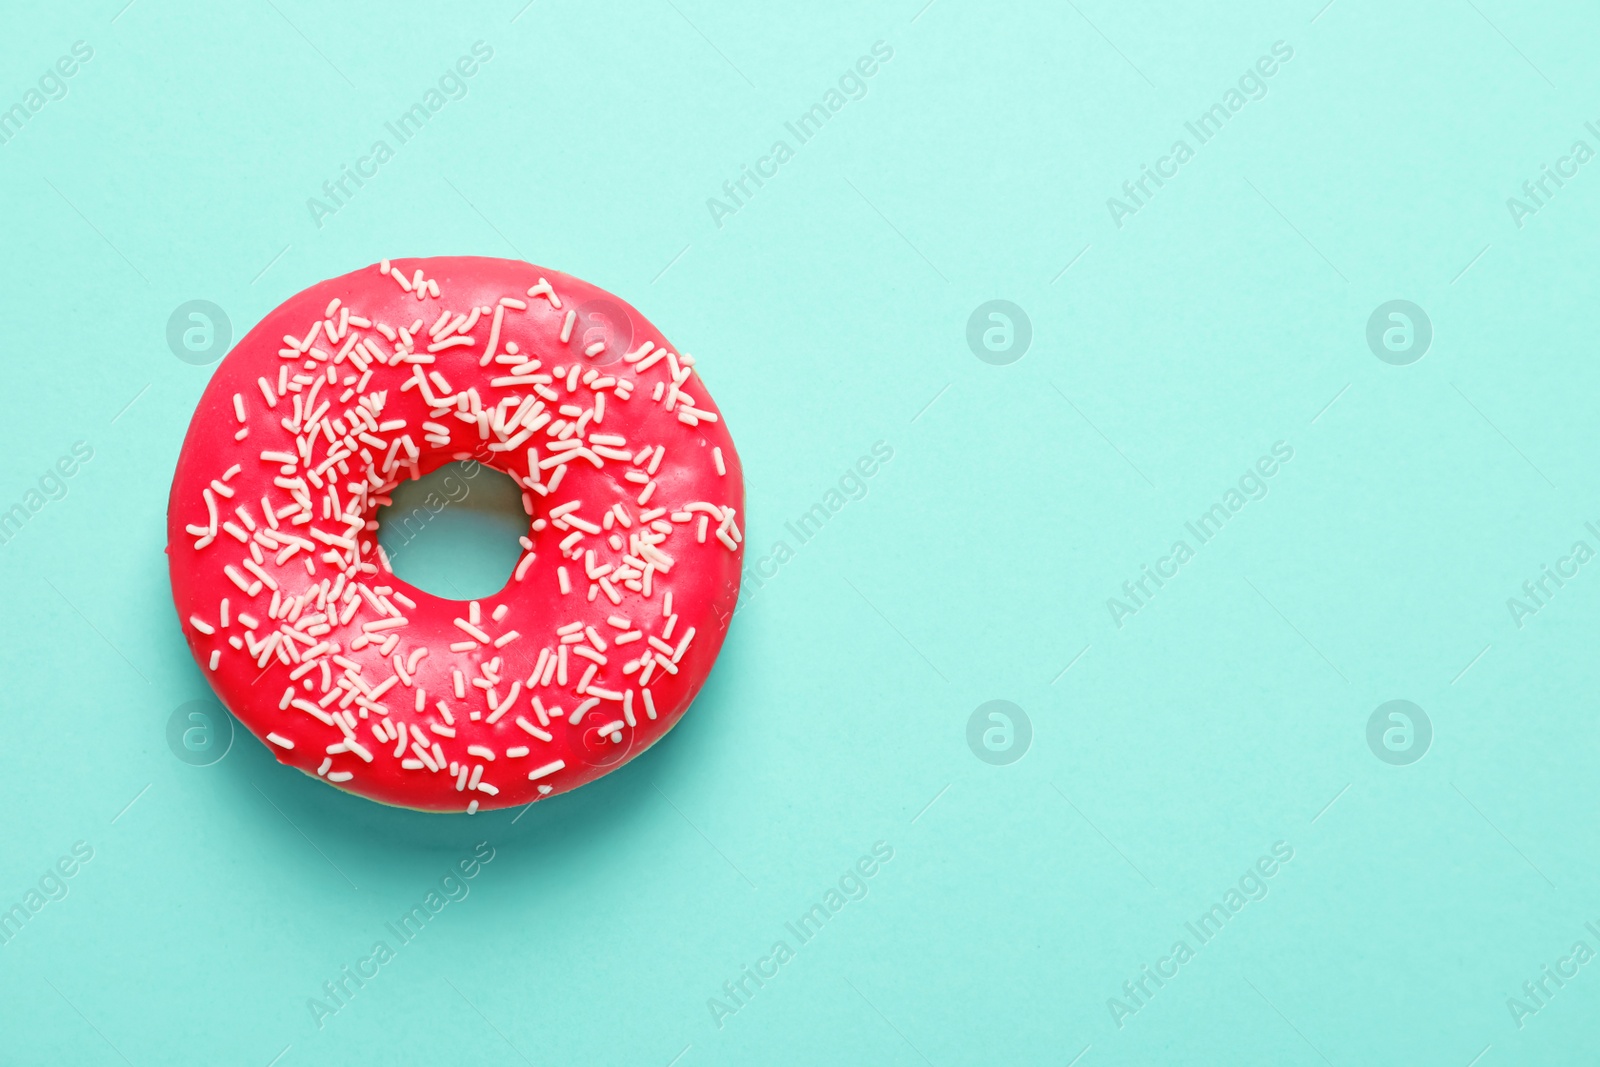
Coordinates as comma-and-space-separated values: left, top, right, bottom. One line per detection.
166, 257, 744, 812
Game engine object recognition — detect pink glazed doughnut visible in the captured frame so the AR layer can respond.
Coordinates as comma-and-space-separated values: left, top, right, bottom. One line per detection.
166, 257, 743, 812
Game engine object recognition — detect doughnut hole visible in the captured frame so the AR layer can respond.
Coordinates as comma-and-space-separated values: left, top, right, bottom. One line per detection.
376, 461, 529, 601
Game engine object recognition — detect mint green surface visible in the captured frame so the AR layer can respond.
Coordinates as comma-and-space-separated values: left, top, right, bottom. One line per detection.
2, 1, 1597, 1063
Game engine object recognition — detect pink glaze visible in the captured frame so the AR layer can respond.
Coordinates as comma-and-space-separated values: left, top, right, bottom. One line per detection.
167, 257, 743, 812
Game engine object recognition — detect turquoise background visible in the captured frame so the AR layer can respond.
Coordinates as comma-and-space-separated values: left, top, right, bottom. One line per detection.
2, 0, 1597, 1062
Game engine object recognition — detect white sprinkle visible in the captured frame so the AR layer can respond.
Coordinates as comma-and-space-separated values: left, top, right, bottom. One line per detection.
454, 618, 492, 643
527, 648, 551, 688
527, 759, 565, 781
526, 278, 561, 308
480, 304, 506, 368
515, 717, 552, 742
267, 732, 294, 749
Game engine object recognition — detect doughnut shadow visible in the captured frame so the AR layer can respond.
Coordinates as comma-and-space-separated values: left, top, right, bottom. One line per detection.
202, 629, 741, 894
214, 715, 668, 866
